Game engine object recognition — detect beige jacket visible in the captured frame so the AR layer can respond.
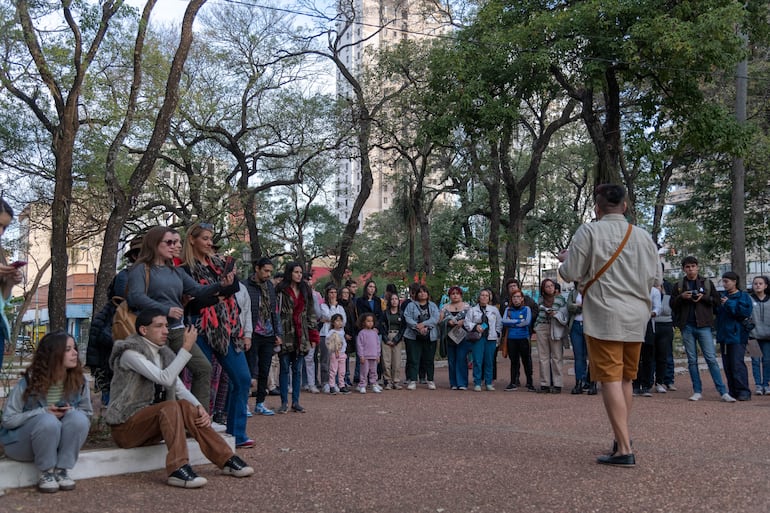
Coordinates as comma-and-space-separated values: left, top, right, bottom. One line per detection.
559, 214, 660, 342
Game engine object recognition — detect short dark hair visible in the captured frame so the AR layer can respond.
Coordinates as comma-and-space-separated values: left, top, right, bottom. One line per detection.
345, 279, 357, 287
681, 256, 698, 267
254, 256, 273, 269
330, 313, 343, 324
593, 184, 626, 212
722, 271, 740, 283
135, 309, 167, 332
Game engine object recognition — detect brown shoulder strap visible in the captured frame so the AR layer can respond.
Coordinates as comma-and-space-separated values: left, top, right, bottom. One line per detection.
582, 223, 633, 297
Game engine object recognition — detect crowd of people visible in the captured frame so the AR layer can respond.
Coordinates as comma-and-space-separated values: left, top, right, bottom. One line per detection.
1, 185, 766, 489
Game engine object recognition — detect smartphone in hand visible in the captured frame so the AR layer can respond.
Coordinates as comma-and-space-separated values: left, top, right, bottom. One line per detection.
223, 256, 235, 275
10, 260, 27, 268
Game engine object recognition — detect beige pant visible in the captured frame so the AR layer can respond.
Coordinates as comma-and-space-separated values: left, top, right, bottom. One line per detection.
381, 341, 403, 384
268, 354, 280, 390
535, 323, 563, 387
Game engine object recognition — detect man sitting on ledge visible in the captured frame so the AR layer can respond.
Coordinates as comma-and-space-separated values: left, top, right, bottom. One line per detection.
104, 309, 254, 488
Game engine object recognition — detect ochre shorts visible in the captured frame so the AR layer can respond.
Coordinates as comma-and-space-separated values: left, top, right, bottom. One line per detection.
585, 335, 642, 383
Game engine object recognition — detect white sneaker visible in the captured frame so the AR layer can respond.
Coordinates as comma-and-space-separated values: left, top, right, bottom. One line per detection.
309, 386, 320, 394
211, 422, 227, 433
755, 387, 764, 396
655, 384, 667, 393
406, 381, 417, 390
332, 386, 340, 394
427, 381, 436, 390
474, 385, 482, 392
372, 385, 383, 393
322, 384, 330, 394
666, 383, 678, 391
721, 393, 737, 402
38, 470, 59, 493
54, 468, 76, 491
358, 386, 367, 394
688, 393, 702, 401
486, 384, 495, 391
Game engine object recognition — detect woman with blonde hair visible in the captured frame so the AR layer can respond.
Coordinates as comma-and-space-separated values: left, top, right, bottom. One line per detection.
180, 222, 253, 447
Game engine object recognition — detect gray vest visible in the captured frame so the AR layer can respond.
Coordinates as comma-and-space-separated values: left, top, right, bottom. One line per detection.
104, 334, 177, 425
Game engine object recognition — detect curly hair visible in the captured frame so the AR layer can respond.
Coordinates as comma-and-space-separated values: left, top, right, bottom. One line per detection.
357, 312, 377, 331
23, 331, 84, 402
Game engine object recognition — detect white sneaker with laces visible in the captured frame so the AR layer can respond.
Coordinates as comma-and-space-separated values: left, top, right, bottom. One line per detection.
309, 386, 320, 394
54, 468, 76, 491
372, 385, 383, 393
427, 381, 436, 390
407, 381, 416, 390
688, 392, 702, 401
655, 384, 667, 393
358, 386, 367, 394
38, 470, 59, 493
755, 387, 764, 396
322, 384, 330, 394
721, 393, 737, 402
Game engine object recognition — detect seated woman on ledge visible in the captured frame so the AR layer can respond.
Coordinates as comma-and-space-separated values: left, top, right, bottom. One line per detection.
0, 331, 92, 493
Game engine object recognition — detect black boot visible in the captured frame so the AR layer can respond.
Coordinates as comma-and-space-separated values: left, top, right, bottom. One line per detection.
587, 381, 598, 395
571, 380, 584, 394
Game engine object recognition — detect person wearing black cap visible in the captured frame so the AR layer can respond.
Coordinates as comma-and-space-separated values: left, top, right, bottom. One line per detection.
716, 271, 753, 401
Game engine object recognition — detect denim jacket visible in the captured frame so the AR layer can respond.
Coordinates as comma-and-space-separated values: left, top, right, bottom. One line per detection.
0, 376, 92, 445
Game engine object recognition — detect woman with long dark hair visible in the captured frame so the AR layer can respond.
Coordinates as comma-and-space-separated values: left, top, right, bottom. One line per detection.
276, 262, 318, 413
1, 331, 92, 493
127, 225, 233, 410
403, 285, 440, 390
533, 278, 568, 393
180, 222, 252, 447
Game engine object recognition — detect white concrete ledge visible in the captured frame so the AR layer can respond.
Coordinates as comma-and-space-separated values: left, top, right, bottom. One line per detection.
0, 433, 235, 490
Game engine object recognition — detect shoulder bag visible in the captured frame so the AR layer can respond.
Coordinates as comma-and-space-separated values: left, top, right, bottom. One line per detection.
581, 223, 633, 298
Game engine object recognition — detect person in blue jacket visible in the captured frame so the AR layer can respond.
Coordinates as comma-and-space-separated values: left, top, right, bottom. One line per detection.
716, 271, 753, 401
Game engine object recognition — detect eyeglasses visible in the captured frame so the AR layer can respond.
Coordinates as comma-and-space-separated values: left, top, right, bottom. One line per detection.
162, 239, 181, 246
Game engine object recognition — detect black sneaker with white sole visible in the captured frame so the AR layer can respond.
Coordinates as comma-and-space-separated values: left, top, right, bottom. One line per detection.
167, 464, 208, 488
222, 455, 255, 478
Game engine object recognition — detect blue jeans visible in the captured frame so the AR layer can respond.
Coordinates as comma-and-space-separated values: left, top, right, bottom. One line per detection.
471, 337, 496, 386
570, 321, 587, 382
280, 352, 302, 406
196, 338, 251, 445
750, 340, 770, 388
681, 324, 726, 395
447, 340, 472, 388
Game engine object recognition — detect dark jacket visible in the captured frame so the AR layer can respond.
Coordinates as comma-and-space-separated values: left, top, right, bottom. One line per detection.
379, 308, 406, 343
716, 290, 753, 345
671, 276, 719, 328
242, 275, 283, 338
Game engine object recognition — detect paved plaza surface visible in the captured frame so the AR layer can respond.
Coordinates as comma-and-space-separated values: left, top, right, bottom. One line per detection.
1, 367, 769, 513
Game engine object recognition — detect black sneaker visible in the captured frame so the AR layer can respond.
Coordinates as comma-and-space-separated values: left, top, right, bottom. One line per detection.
340, 387, 352, 395
504, 383, 517, 391
526, 384, 536, 392
168, 464, 207, 488
222, 455, 254, 478
268, 388, 280, 396
291, 403, 306, 413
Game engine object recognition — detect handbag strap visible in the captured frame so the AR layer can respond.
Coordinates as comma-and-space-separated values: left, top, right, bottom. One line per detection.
582, 223, 633, 297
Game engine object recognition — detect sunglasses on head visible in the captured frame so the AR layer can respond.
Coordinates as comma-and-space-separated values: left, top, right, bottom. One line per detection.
198, 222, 214, 230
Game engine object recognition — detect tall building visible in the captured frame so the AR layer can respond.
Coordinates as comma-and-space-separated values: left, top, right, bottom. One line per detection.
334, 0, 449, 228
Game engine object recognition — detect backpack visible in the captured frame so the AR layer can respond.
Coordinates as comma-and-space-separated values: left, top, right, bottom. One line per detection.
112, 266, 149, 341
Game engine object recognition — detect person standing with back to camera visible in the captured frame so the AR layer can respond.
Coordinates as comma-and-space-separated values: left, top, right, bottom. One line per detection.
558, 184, 660, 467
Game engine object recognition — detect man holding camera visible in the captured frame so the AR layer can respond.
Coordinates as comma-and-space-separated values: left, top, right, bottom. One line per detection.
670, 256, 735, 402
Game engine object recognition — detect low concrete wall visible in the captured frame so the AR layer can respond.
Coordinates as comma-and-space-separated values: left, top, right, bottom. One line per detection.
0, 434, 235, 490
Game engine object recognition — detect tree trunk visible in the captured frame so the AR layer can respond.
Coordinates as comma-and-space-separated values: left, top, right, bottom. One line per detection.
731, 52, 748, 284
92, 0, 208, 317
331, 114, 374, 284
48, 125, 76, 330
